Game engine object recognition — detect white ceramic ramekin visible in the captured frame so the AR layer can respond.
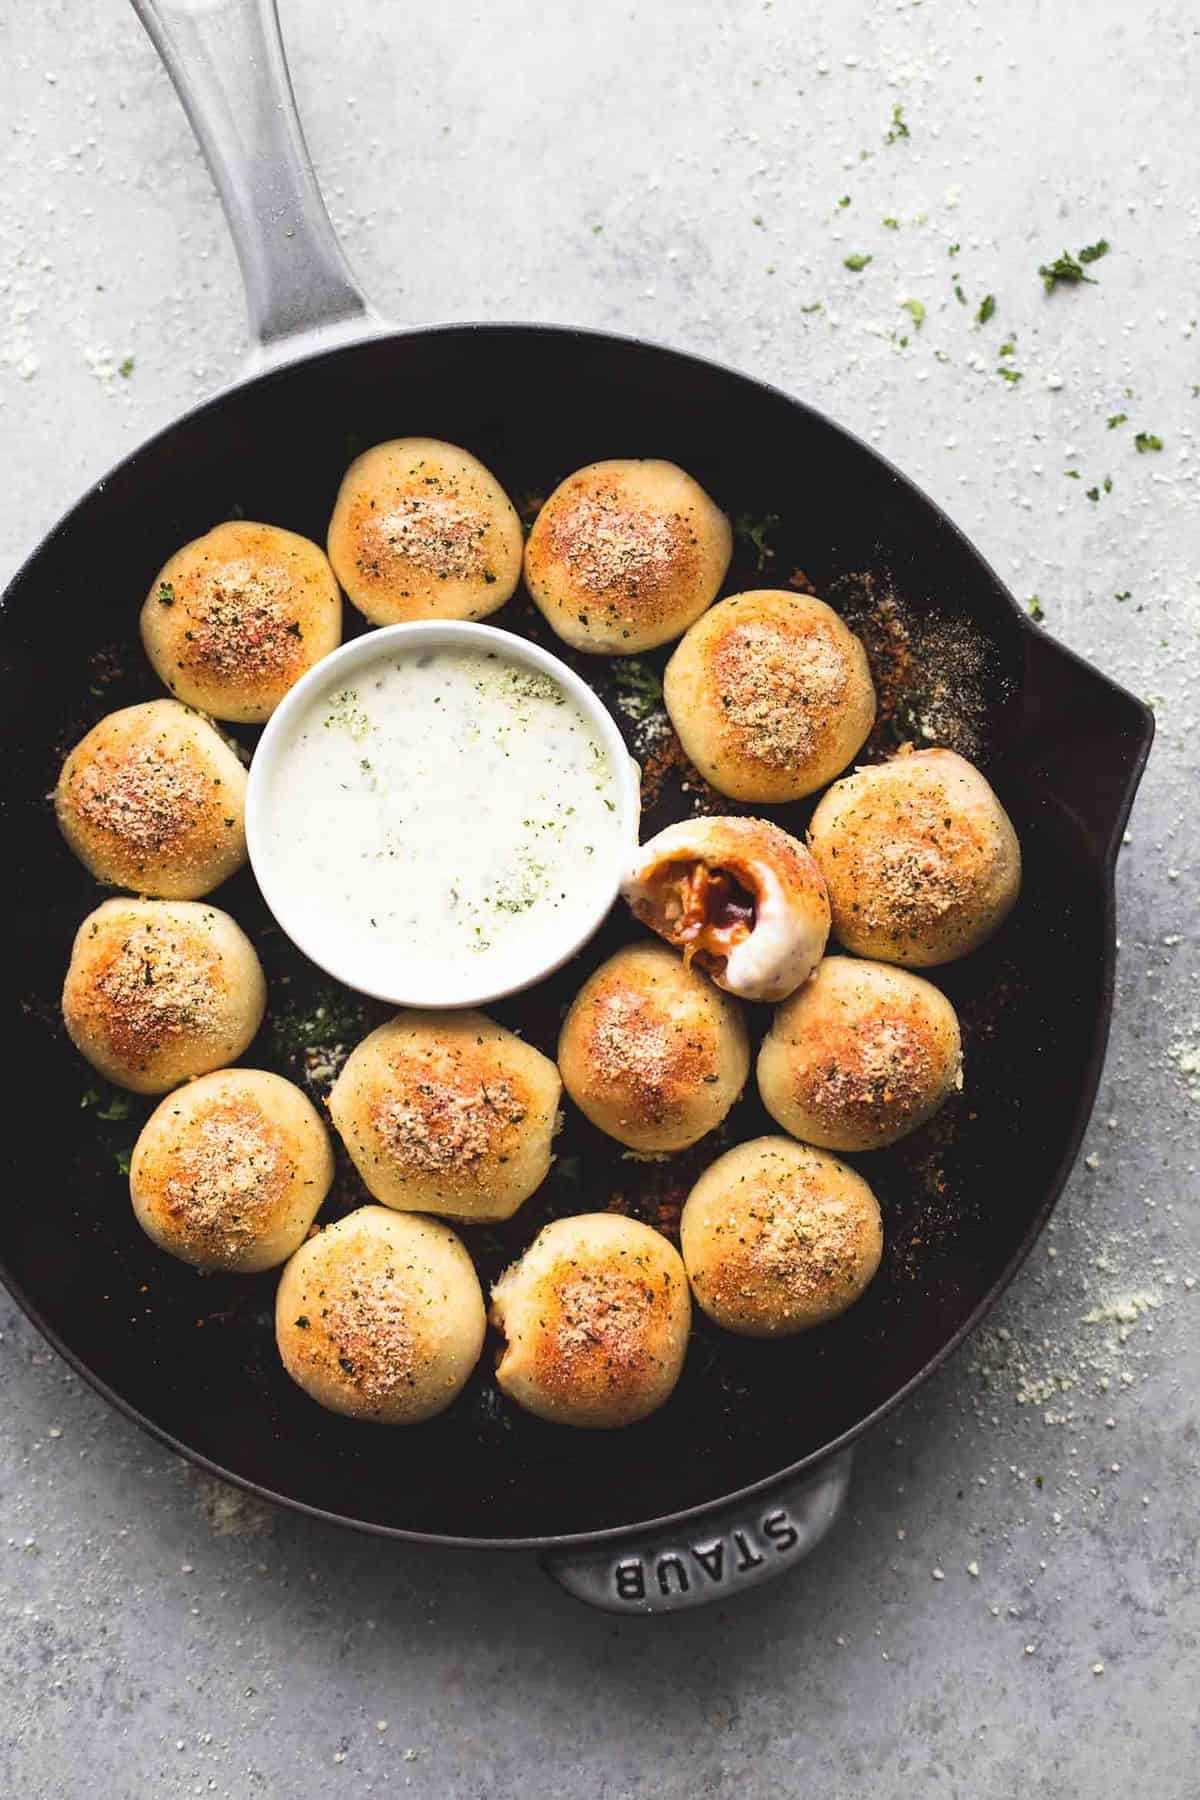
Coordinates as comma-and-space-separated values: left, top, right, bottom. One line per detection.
246, 620, 641, 1008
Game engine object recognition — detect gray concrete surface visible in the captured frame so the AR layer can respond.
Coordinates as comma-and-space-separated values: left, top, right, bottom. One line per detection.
1, 1, 1197, 1794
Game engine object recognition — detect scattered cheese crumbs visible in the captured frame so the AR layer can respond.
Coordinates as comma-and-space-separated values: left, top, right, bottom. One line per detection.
931, 1566, 945, 1581
1092, 1662, 1105, 1676
966, 1560, 980, 1577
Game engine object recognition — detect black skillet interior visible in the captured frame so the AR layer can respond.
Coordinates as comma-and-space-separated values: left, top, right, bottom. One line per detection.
0, 325, 1151, 1545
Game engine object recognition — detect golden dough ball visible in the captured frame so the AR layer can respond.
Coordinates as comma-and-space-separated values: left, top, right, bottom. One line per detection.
807, 746, 1022, 967
490, 1213, 691, 1429
326, 437, 523, 625
275, 1207, 485, 1424
328, 1009, 561, 1223
55, 700, 247, 899
61, 898, 266, 1094
557, 941, 748, 1152
623, 814, 830, 1002
680, 1136, 882, 1338
141, 520, 342, 723
129, 1069, 333, 1272
524, 458, 732, 655
757, 956, 962, 1152
663, 590, 876, 802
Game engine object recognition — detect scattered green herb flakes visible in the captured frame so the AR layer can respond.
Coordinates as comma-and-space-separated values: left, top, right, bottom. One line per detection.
838, 195, 851, 208
752, 214, 765, 228
269, 985, 372, 1060
1107, 412, 1128, 429
611, 660, 664, 721
1086, 486, 1100, 502
1038, 240, 1109, 293
1065, 470, 1080, 479
1135, 432, 1164, 452
324, 688, 370, 739
82, 1086, 134, 1122
997, 366, 1023, 384
157, 581, 175, 606
591, 224, 603, 235
900, 298, 925, 330
843, 253, 872, 272
1027, 596, 1045, 622
948, 243, 961, 257
114, 1148, 132, 1176
882, 215, 900, 230
976, 294, 996, 326
734, 511, 781, 570
1104, 475, 1113, 493
800, 301, 823, 315
998, 340, 1016, 358
953, 282, 967, 305
118, 356, 135, 379
1115, 590, 1132, 602
885, 103, 910, 144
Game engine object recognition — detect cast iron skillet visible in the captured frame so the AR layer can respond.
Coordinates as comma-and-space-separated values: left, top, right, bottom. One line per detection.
0, 0, 1153, 1613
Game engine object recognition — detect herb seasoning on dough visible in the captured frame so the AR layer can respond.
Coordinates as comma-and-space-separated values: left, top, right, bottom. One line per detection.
259, 647, 624, 1000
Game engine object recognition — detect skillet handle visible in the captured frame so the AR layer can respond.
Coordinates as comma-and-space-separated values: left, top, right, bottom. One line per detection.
1019, 624, 1154, 866
540, 1450, 853, 1614
132, 0, 385, 373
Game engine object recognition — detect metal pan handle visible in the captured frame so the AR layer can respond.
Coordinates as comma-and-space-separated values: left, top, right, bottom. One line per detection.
540, 1450, 853, 1614
1019, 624, 1154, 866
131, 0, 385, 374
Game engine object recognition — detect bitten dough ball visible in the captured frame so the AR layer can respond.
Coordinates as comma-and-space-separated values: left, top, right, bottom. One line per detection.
757, 956, 963, 1151
62, 898, 266, 1094
55, 700, 248, 899
491, 1214, 691, 1429
524, 459, 732, 655
623, 815, 831, 1002
328, 1010, 561, 1222
663, 590, 876, 802
141, 521, 342, 724
130, 1069, 333, 1272
326, 437, 523, 625
680, 1137, 883, 1338
558, 941, 749, 1152
808, 746, 1022, 967
275, 1207, 485, 1424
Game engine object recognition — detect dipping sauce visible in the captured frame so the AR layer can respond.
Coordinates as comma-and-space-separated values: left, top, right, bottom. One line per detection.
255, 642, 629, 1004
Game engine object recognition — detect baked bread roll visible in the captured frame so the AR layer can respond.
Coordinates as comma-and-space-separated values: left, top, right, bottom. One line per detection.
491, 1213, 691, 1428
558, 941, 749, 1152
141, 521, 341, 723
524, 459, 731, 654
680, 1136, 882, 1337
623, 815, 830, 1002
808, 746, 1021, 966
55, 700, 247, 898
757, 956, 962, 1150
276, 1207, 485, 1423
664, 590, 875, 801
327, 437, 523, 625
329, 1010, 560, 1222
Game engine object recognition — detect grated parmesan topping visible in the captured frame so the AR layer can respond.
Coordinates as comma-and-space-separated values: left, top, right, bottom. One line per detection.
370, 1062, 528, 1174
317, 1264, 416, 1406
158, 1098, 289, 1256
711, 616, 849, 769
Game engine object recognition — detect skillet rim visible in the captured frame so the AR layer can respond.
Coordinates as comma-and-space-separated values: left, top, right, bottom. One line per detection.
0, 318, 1156, 1550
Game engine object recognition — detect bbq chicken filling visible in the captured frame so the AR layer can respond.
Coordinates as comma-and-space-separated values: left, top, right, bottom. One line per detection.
633, 859, 758, 977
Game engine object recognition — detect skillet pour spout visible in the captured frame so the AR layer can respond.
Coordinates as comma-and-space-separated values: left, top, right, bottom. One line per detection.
0, 0, 1154, 1614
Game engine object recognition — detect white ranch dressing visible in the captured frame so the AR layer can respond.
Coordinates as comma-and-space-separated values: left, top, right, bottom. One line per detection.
258, 645, 624, 1003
